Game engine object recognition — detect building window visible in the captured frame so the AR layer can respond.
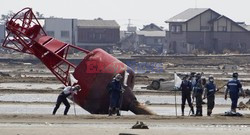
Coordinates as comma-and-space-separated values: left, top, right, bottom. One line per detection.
201, 26, 209, 31
176, 26, 181, 33
92, 33, 95, 39
158, 39, 162, 43
61, 31, 70, 38
219, 26, 227, 32
182, 43, 187, 48
238, 43, 246, 49
47, 31, 54, 37
154, 38, 158, 43
171, 25, 182, 33
98, 34, 102, 39
222, 26, 227, 32
171, 26, 176, 32
90, 33, 102, 40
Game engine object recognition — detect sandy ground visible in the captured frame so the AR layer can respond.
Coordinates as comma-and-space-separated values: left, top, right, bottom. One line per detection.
0, 114, 250, 135
1, 57, 250, 135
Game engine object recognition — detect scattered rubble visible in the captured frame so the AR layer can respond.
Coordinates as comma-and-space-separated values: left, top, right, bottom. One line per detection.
223, 111, 243, 117
219, 64, 238, 70
0, 72, 10, 77
246, 99, 250, 105
245, 89, 250, 96
238, 101, 250, 110
131, 121, 149, 129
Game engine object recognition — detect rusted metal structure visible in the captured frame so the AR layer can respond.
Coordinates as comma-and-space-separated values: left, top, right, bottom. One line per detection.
2, 8, 154, 115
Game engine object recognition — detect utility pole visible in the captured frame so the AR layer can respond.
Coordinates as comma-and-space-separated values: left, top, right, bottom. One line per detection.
127, 19, 131, 29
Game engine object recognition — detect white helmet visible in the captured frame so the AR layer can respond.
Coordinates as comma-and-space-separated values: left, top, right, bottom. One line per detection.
208, 75, 214, 82
72, 85, 81, 91
114, 74, 123, 81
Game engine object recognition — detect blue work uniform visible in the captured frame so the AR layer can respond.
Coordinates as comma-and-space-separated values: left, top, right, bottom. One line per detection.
227, 79, 242, 110
205, 82, 216, 111
193, 79, 204, 116
180, 80, 194, 114
109, 79, 122, 108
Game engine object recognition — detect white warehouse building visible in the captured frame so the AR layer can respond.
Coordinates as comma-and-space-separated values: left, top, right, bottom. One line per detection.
44, 18, 77, 45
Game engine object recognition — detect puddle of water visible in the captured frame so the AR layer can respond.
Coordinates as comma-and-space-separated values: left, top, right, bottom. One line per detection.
137, 95, 249, 105
0, 94, 248, 106
0, 104, 89, 115
0, 94, 57, 102
0, 104, 249, 116
22, 74, 55, 78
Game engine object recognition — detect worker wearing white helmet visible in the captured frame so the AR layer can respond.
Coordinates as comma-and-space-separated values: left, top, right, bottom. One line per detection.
52, 85, 81, 115
204, 75, 216, 116
107, 73, 123, 116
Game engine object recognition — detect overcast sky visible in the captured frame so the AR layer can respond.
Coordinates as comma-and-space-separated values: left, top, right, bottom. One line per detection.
1, 0, 250, 30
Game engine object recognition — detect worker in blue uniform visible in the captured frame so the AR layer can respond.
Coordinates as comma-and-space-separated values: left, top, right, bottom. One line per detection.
180, 74, 194, 116
204, 75, 216, 116
225, 72, 245, 113
108, 74, 123, 116
193, 73, 204, 116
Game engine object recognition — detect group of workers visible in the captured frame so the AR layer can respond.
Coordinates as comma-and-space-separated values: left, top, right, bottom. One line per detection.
180, 72, 245, 116
51, 71, 246, 117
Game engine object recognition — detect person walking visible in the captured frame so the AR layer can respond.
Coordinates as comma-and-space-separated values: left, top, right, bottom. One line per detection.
225, 72, 245, 114
108, 74, 123, 116
204, 75, 216, 116
52, 85, 80, 115
180, 74, 194, 116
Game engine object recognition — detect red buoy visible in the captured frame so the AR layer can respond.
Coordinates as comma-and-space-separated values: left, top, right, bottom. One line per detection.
2, 8, 154, 115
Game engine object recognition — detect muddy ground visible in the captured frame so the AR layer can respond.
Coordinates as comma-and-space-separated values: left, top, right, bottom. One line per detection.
1, 54, 250, 135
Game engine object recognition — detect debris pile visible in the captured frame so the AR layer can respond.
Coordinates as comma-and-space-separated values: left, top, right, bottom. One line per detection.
238, 101, 250, 110
0, 72, 10, 77
131, 121, 149, 129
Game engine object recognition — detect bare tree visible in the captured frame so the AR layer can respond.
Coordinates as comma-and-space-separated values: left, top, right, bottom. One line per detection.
35, 11, 44, 18
0, 11, 15, 21
1, 10, 46, 21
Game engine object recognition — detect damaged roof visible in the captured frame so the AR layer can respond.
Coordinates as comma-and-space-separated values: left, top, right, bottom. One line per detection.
166, 8, 209, 23
77, 19, 120, 28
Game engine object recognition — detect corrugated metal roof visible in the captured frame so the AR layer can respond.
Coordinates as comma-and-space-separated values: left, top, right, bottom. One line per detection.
136, 31, 166, 37
166, 8, 209, 22
77, 19, 120, 28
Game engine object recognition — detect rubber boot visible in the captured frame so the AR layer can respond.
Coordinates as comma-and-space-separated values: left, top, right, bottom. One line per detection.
191, 107, 194, 115
207, 109, 212, 116
196, 109, 202, 116
108, 107, 113, 116
231, 108, 236, 114
116, 108, 121, 116
195, 109, 199, 116
52, 110, 56, 115
181, 105, 185, 116
52, 105, 59, 115
64, 105, 70, 115
200, 109, 203, 116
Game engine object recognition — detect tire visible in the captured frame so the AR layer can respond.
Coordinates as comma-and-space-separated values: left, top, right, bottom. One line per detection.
151, 80, 160, 90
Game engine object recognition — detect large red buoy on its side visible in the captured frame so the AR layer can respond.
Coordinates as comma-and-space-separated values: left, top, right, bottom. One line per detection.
2, 7, 154, 115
